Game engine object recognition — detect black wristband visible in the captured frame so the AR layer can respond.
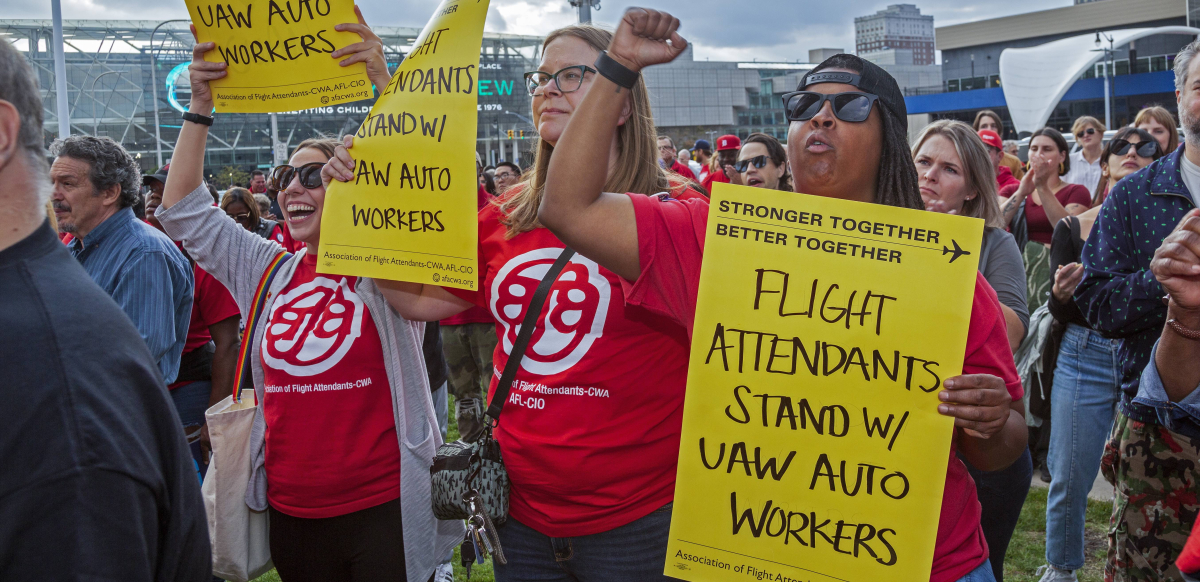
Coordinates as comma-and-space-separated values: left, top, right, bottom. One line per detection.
593, 51, 639, 89
182, 111, 214, 126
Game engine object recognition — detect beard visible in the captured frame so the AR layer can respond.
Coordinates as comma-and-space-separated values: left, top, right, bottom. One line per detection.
1182, 105, 1200, 148
52, 201, 76, 233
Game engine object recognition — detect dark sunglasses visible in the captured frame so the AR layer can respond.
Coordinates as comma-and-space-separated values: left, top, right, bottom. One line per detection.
1076, 127, 1097, 138
269, 162, 324, 191
781, 91, 879, 123
228, 212, 253, 223
1110, 138, 1159, 158
734, 155, 769, 173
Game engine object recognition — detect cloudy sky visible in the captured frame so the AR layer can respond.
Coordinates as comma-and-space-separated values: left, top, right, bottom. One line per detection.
4, 0, 1073, 62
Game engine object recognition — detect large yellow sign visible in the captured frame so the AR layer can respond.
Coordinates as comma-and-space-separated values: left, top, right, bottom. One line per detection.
185, 0, 371, 113
317, 0, 487, 290
665, 183, 984, 582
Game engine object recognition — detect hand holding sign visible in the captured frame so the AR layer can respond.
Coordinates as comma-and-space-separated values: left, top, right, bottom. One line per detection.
331, 6, 391, 89
186, 0, 374, 112
606, 8, 689, 73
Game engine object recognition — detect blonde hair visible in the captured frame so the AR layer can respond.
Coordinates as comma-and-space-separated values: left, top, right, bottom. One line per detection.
911, 120, 1004, 228
498, 25, 682, 237
1071, 116, 1104, 137
1134, 105, 1179, 154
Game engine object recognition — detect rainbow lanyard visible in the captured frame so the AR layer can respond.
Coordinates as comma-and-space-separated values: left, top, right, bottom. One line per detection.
232, 252, 291, 404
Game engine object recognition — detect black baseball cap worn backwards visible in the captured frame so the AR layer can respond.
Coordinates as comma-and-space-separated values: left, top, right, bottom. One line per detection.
798, 54, 908, 131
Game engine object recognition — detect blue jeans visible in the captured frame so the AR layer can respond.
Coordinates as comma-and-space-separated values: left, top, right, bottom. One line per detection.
956, 560, 998, 582
1045, 323, 1121, 570
494, 504, 679, 582
170, 380, 211, 481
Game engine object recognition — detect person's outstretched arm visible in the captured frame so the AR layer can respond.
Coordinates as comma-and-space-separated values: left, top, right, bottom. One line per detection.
160, 31, 220, 212
538, 8, 688, 282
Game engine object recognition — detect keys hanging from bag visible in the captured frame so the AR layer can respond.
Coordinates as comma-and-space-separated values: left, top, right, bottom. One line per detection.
431, 247, 576, 573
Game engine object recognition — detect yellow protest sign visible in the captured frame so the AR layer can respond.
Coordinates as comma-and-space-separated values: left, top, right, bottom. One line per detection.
664, 183, 984, 582
185, 0, 371, 113
316, 0, 486, 291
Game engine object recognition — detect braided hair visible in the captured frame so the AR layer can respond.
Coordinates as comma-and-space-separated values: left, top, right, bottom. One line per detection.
809, 55, 923, 211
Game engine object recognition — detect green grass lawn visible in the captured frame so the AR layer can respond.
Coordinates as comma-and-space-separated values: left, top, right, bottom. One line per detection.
1004, 486, 1112, 582
250, 397, 1111, 582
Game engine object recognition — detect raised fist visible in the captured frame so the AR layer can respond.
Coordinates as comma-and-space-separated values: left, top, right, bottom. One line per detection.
607, 8, 688, 73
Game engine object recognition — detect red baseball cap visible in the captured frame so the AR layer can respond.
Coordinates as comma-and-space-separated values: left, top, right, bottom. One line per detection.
716, 134, 741, 151
977, 129, 1003, 150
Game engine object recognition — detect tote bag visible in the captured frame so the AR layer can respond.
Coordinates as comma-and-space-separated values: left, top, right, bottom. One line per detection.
202, 252, 289, 581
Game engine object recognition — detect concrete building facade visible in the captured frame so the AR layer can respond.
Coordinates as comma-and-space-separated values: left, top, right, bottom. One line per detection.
855, 4, 936, 66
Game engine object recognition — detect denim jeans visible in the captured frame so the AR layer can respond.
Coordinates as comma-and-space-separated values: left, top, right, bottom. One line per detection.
956, 560, 998, 582
170, 380, 211, 481
1045, 323, 1121, 570
494, 504, 679, 582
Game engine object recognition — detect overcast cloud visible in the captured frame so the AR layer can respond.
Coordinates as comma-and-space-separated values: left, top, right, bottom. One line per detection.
2, 0, 1073, 62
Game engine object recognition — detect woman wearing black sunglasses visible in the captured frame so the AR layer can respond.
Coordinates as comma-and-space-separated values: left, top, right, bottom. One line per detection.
538, 9, 1025, 582
726, 132, 791, 191
151, 17, 464, 582
1036, 126, 1162, 582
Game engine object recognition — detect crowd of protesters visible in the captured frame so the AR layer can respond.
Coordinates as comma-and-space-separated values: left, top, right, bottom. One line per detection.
4, 5, 1200, 582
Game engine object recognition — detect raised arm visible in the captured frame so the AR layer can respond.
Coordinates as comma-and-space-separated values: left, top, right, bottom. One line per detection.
538, 8, 688, 282
998, 167, 1033, 226
160, 30, 221, 211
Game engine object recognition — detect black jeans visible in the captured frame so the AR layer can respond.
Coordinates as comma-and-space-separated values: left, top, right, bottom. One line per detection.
269, 497, 407, 582
962, 447, 1033, 582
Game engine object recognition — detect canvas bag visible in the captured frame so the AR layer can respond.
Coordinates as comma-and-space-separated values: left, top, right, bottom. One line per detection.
202, 252, 290, 582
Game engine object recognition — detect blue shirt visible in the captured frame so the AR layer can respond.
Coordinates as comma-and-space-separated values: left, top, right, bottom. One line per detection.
1076, 146, 1196, 424
71, 207, 193, 384
1136, 341, 1200, 438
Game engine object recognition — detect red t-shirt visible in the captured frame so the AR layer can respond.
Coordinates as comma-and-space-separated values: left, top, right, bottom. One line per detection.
268, 222, 306, 253
669, 159, 697, 181
182, 265, 240, 354
443, 186, 498, 326
995, 166, 1019, 192
624, 194, 1023, 582
259, 253, 400, 518
701, 166, 730, 193
997, 183, 1091, 245
443, 197, 692, 537
168, 265, 240, 390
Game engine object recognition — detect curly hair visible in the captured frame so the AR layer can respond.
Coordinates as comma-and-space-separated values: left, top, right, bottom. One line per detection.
49, 136, 142, 209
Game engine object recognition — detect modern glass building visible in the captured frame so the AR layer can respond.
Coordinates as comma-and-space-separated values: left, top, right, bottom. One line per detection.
3, 19, 543, 178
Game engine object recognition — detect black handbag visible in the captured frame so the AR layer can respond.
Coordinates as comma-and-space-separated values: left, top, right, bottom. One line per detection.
429, 247, 575, 569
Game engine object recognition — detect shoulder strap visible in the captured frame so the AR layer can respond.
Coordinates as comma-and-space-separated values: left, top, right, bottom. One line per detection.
485, 247, 576, 423
232, 252, 292, 404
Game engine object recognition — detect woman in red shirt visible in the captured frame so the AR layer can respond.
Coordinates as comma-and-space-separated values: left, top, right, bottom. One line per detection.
155, 17, 463, 582
535, 9, 1027, 582
324, 21, 703, 582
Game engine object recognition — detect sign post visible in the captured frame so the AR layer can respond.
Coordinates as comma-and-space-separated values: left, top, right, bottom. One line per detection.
664, 183, 984, 582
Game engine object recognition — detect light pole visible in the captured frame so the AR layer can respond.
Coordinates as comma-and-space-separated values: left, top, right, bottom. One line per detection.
51, 0, 71, 138
89, 70, 121, 136
149, 20, 188, 168
568, 0, 601, 24
1092, 32, 1115, 129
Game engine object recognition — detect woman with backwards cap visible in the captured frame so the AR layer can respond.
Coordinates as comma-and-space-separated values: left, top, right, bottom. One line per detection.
537, 8, 1026, 582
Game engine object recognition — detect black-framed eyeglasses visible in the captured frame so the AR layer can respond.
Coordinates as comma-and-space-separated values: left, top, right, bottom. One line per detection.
1110, 138, 1160, 158
781, 91, 879, 123
494, 171, 518, 180
734, 155, 769, 173
1076, 127, 1097, 138
269, 162, 324, 191
523, 65, 597, 96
